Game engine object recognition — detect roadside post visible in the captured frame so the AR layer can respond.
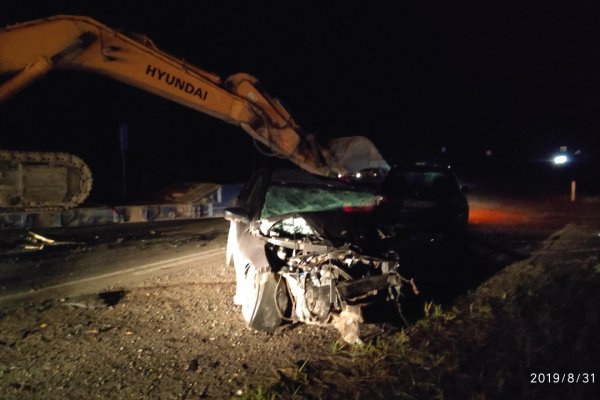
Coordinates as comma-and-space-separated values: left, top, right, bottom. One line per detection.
119, 123, 129, 198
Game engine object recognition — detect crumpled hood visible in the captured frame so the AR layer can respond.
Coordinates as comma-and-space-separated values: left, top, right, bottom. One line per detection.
298, 210, 382, 253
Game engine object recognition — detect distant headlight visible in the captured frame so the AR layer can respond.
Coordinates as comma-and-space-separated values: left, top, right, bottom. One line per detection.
553, 155, 568, 165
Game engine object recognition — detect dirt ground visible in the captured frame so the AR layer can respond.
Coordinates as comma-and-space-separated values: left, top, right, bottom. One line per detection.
0, 220, 395, 399
1, 195, 598, 399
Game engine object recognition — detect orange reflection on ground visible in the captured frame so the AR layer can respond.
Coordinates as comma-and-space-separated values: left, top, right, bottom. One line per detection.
469, 207, 533, 225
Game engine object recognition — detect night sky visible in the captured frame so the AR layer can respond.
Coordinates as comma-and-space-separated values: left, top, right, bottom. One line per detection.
2, 2, 600, 200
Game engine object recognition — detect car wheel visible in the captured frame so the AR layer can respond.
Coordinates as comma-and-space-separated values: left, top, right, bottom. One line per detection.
238, 263, 284, 332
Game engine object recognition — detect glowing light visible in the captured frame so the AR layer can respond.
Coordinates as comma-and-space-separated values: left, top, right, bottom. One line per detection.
342, 204, 375, 213
553, 155, 568, 165
355, 172, 362, 179
469, 208, 532, 225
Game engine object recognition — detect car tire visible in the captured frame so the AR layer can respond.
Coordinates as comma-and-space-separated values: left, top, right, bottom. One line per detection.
238, 263, 283, 332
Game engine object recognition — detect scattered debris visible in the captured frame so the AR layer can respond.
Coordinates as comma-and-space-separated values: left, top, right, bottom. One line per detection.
332, 305, 364, 345
0, 231, 81, 255
61, 290, 127, 309
27, 231, 55, 244
24, 231, 79, 250
187, 358, 199, 372
98, 290, 127, 306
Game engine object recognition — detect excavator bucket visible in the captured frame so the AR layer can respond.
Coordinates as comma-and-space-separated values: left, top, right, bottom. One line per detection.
327, 136, 390, 175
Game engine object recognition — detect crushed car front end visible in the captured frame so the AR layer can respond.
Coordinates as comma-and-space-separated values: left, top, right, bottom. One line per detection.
226, 169, 417, 343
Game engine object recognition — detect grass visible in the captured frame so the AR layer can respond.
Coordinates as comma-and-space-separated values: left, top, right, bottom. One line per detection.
262, 225, 600, 399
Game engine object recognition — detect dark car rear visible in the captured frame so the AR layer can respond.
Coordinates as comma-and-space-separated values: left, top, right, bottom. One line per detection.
377, 163, 469, 234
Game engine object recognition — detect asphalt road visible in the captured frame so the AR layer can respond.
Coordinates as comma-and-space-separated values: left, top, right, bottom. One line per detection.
0, 218, 230, 307
1, 193, 598, 309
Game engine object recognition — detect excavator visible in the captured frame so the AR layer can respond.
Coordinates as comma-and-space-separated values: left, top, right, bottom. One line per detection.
0, 15, 388, 210
0, 16, 399, 342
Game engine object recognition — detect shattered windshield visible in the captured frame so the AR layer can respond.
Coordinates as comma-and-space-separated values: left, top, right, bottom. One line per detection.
260, 185, 376, 220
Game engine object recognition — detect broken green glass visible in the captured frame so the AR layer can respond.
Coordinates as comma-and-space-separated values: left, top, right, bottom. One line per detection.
260, 185, 376, 219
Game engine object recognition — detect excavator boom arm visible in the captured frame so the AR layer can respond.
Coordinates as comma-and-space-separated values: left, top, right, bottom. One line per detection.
0, 15, 339, 176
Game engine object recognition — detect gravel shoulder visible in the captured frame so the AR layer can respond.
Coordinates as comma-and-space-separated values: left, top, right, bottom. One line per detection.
0, 219, 391, 399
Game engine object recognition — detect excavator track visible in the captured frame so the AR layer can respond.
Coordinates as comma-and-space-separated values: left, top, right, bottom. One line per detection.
0, 150, 92, 211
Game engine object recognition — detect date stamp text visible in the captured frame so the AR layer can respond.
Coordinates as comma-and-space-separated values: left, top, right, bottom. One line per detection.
530, 373, 595, 384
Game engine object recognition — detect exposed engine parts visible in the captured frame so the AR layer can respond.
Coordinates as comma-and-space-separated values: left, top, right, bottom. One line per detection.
264, 234, 408, 344
221, 213, 418, 344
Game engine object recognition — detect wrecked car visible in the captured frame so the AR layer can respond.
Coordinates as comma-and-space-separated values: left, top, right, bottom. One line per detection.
225, 169, 414, 343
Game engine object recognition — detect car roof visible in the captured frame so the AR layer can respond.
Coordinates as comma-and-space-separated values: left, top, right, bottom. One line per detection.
270, 169, 363, 190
